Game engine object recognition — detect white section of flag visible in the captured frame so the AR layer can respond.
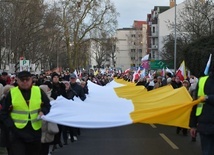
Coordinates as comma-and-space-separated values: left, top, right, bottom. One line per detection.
43, 81, 134, 128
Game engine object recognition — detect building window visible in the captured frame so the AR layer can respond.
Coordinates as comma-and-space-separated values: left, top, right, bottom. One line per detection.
131, 63, 136, 67
152, 38, 155, 45
138, 49, 142, 53
131, 49, 135, 53
131, 34, 135, 37
153, 27, 155, 33
151, 51, 155, 59
131, 57, 135, 60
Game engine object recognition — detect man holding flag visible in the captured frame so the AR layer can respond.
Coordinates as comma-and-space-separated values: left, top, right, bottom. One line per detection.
189, 63, 214, 155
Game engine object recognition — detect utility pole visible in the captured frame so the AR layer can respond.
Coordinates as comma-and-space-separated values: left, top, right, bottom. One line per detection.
174, 0, 177, 72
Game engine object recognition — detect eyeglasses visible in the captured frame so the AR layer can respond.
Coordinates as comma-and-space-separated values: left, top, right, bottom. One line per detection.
20, 77, 31, 82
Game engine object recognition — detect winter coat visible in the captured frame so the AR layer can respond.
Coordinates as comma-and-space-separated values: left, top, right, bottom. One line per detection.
189, 73, 214, 134
70, 82, 86, 101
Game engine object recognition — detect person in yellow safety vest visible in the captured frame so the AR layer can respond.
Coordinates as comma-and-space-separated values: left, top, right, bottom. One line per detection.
0, 71, 51, 155
189, 66, 214, 155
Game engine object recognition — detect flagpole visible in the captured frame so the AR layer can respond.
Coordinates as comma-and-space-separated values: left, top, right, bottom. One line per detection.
174, 0, 177, 72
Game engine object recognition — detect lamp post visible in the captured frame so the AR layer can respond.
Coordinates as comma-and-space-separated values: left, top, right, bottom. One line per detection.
174, 0, 177, 73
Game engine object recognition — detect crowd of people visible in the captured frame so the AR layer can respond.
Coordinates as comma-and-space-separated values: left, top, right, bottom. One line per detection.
0, 70, 113, 155
0, 67, 214, 155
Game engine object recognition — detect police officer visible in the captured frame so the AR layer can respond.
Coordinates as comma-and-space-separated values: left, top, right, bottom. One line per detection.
189, 66, 214, 155
0, 71, 51, 155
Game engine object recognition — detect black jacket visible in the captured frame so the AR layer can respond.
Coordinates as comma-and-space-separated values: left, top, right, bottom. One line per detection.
171, 80, 182, 89
189, 73, 214, 134
66, 88, 75, 100
70, 82, 86, 101
0, 86, 51, 142
51, 82, 67, 100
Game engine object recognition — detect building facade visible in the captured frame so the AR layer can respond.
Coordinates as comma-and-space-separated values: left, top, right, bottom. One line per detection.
115, 21, 147, 71
147, 6, 170, 60
158, 1, 185, 58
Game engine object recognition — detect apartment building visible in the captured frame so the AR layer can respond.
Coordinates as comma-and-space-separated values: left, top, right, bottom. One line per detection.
147, 6, 170, 60
158, 0, 185, 58
115, 21, 147, 71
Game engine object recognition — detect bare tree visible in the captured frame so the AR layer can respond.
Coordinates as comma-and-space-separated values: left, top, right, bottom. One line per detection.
177, 0, 214, 40
161, 0, 214, 65
0, 0, 118, 72
59, 0, 118, 70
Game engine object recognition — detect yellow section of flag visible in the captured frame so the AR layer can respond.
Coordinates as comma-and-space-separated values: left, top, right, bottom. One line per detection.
114, 78, 202, 129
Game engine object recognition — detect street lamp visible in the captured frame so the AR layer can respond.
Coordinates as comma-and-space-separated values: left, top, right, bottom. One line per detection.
174, 0, 177, 72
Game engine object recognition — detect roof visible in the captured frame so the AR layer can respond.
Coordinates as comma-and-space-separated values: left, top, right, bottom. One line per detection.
154, 6, 170, 13
133, 21, 147, 29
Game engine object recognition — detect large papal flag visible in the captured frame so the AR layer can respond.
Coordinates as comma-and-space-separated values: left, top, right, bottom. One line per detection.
43, 79, 203, 129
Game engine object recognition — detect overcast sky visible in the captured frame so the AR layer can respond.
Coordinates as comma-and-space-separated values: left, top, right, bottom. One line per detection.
113, 0, 185, 28
46, 0, 184, 28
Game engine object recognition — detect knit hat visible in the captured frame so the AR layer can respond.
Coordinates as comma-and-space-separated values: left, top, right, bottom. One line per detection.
1, 72, 8, 76
51, 72, 59, 79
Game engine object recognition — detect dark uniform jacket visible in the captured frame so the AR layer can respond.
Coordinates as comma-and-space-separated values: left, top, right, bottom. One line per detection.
189, 73, 214, 134
0, 87, 51, 142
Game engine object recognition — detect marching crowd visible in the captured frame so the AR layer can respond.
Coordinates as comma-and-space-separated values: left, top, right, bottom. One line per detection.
0, 70, 112, 155
0, 67, 214, 155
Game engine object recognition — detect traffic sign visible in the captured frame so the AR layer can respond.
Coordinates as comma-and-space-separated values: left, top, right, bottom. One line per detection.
20, 60, 30, 71
150, 60, 173, 70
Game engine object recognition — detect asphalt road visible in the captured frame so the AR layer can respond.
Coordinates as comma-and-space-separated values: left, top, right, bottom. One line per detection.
52, 123, 202, 155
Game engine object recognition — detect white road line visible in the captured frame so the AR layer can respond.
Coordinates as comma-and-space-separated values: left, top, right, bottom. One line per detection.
150, 124, 157, 128
159, 133, 179, 150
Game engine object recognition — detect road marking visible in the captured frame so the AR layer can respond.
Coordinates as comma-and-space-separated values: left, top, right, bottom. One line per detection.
150, 124, 157, 128
159, 133, 179, 149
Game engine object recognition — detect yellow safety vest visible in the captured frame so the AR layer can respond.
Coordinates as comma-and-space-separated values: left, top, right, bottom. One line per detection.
196, 76, 209, 116
10, 86, 42, 130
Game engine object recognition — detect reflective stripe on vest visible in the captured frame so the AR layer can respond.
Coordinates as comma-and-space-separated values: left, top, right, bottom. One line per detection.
196, 76, 209, 116
10, 86, 42, 130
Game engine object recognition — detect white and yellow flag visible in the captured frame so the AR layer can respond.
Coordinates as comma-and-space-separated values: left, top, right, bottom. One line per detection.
43, 79, 203, 129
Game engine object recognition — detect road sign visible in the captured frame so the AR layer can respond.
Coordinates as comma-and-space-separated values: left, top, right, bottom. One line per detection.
20, 60, 30, 71
150, 60, 173, 70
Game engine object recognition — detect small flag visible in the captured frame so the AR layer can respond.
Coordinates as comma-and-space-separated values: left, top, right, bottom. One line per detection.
204, 54, 212, 75
141, 54, 149, 61
166, 67, 173, 75
176, 61, 186, 81
161, 68, 165, 77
